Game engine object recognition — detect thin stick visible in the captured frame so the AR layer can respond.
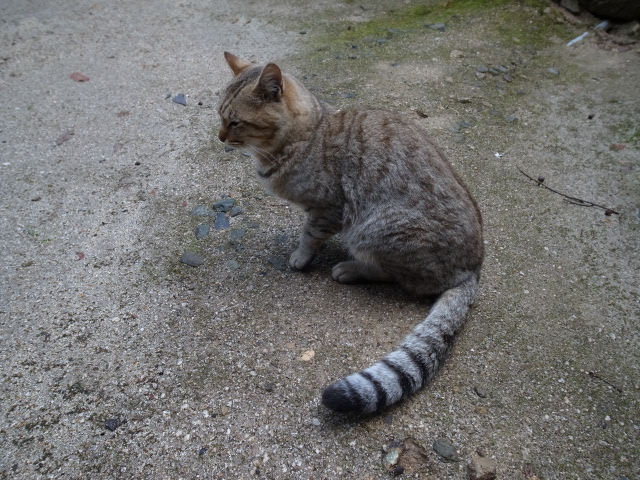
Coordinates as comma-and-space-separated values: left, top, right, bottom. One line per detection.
517, 167, 619, 216
588, 371, 623, 393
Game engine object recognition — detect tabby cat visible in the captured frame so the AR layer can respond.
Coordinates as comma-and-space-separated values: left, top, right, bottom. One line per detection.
217, 52, 484, 414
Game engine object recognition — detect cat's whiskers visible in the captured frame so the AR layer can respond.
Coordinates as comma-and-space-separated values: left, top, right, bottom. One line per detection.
247, 145, 278, 164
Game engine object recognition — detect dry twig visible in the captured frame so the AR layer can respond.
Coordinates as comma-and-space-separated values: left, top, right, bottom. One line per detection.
517, 167, 619, 216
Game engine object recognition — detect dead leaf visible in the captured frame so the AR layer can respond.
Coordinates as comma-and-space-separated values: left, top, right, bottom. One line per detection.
76, 251, 85, 260
55, 129, 74, 146
610, 144, 626, 151
299, 350, 315, 361
69, 72, 90, 82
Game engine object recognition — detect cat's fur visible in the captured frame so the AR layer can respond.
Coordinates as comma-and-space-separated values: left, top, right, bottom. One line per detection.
218, 52, 484, 414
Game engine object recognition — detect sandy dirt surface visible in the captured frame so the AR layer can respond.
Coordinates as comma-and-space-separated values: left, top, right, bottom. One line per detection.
1, 1, 638, 479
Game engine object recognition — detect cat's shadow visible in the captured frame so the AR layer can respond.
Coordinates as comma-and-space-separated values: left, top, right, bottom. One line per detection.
308, 238, 438, 308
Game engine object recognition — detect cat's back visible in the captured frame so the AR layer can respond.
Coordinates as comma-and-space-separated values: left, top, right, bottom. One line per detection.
324, 107, 474, 208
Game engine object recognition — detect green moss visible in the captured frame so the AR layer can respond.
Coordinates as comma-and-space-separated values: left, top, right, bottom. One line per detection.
609, 118, 640, 146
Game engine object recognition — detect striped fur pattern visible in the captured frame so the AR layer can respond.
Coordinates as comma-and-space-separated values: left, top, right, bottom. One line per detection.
218, 53, 484, 414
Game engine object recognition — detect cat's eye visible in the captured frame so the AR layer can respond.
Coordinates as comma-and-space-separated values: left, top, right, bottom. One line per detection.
228, 120, 240, 128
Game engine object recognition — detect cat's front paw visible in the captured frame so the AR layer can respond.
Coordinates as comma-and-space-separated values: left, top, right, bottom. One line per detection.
289, 248, 315, 270
332, 261, 363, 283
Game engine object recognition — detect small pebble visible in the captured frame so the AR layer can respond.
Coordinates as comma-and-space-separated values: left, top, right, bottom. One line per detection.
274, 234, 289, 245
476, 66, 488, 73
191, 205, 213, 217
475, 72, 486, 80
268, 256, 288, 271
104, 418, 124, 432
468, 453, 497, 480
229, 228, 246, 243
198, 447, 208, 455
229, 205, 243, 217
433, 438, 459, 463
547, 68, 560, 75
503, 74, 513, 83
505, 114, 517, 123
226, 260, 240, 270
488, 68, 500, 76
214, 213, 230, 230
496, 65, 508, 74
311, 418, 321, 426
195, 224, 210, 239
173, 93, 187, 106
474, 385, 488, 398
180, 252, 205, 267
213, 198, 235, 212
428, 23, 446, 32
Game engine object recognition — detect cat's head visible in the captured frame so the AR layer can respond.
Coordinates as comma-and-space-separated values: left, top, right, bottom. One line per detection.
217, 52, 311, 155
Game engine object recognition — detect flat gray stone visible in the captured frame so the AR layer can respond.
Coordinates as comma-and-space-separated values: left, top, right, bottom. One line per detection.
268, 256, 288, 271
180, 252, 204, 267
433, 438, 459, 463
172, 93, 187, 106
214, 213, 230, 230
191, 205, 214, 217
195, 224, 210, 239
213, 198, 235, 212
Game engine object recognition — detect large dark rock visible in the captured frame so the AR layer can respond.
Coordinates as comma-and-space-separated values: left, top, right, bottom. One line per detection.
578, 0, 640, 21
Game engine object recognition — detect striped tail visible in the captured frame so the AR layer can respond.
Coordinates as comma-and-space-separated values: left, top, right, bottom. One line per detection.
321, 275, 479, 414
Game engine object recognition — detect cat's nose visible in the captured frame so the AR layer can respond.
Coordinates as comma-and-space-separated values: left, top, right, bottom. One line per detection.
218, 130, 227, 142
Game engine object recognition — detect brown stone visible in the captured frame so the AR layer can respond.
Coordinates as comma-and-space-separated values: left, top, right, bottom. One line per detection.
468, 453, 497, 480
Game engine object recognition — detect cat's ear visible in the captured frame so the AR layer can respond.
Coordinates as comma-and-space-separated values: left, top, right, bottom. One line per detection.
224, 51, 252, 76
253, 63, 283, 101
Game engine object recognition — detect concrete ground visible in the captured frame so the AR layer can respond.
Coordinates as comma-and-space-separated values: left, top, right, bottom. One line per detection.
1, 0, 638, 479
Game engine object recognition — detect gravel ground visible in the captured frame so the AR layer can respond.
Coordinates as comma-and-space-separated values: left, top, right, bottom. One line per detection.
1, 1, 638, 479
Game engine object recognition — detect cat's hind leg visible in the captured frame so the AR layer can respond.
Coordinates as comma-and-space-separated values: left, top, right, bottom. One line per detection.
332, 260, 394, 284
